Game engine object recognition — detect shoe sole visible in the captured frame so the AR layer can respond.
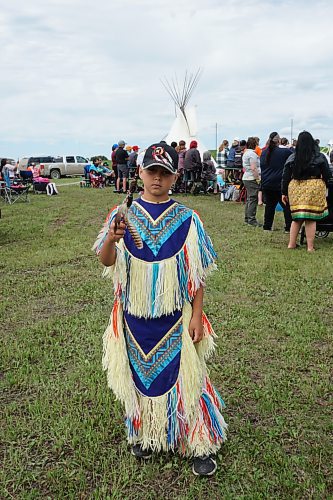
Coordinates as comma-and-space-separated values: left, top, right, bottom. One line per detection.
192, 459, 217, 476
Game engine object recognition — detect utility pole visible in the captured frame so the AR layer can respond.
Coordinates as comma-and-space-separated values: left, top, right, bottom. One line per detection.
290, 118, 293, 145
215, 122, 218, 151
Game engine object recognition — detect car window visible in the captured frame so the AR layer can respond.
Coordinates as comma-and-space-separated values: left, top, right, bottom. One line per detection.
40, 156, 53, 163
76, 156, 88, 163
53, 156, 63, 163
66, 156, 75, 163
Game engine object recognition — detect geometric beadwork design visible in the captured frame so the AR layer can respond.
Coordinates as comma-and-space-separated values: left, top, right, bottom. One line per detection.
124, 318, 183, 389
128, 202, 192, 256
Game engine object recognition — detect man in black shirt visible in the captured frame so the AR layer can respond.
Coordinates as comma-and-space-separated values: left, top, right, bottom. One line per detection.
115, 140, 129, 193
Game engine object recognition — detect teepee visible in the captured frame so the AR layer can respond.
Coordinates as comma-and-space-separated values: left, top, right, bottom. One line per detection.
162, 70, 214, 162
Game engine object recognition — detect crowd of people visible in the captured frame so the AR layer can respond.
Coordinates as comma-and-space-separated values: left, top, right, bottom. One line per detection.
105, 133, 332, 251
218, 132, 332, 251
2, 132, 332, 250
108, 140, 220, 195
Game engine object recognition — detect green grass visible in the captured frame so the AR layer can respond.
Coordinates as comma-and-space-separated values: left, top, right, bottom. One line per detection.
1, 187, 332, 499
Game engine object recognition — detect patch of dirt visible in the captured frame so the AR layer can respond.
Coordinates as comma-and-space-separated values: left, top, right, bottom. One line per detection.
0, 385, 37, 405
50, 217, 67, 227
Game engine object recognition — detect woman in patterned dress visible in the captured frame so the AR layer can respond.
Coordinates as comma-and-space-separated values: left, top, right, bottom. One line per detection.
281, 131, 332, 251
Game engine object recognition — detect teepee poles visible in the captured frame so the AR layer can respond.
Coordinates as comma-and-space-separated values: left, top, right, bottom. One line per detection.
160, 68, 203, 119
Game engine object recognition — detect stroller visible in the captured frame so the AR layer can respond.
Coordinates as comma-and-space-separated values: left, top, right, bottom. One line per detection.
300, 170, 333, 243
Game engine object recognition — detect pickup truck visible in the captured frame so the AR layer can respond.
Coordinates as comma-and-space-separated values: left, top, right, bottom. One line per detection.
39, 155, 90, 179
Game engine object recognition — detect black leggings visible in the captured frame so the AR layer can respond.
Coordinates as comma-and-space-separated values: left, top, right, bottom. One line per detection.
262, 189, 292, 231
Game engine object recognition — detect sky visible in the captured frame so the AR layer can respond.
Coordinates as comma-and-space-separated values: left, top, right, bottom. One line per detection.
1, 0, 333, 159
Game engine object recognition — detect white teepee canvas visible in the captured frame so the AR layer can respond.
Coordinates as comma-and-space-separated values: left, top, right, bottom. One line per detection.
162, 70, 215, 163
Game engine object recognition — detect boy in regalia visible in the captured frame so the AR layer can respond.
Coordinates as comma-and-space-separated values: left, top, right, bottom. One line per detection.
93, 142, 227, 476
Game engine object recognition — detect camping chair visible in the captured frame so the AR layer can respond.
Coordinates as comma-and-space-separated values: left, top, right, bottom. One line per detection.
81, 165, 91, 187
89, 170, 104, 188
20, 170, 34, 186
1, 167, 30, 204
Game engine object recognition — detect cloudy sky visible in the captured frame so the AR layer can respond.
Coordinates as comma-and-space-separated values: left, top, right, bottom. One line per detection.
1, 0, 333, 159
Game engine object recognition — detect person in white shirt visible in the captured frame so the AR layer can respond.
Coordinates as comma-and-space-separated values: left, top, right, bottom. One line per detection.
5, 160, 17, 179
242, 137, 261, 227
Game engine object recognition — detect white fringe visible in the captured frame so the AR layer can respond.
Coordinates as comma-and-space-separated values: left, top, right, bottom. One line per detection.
101, 219, 217, 319
102, 303, 139, 419
102, 301, 226, 456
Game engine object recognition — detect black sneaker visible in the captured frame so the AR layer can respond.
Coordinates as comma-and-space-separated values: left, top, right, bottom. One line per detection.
192, 455, 217, 476
131, 444, 152, 459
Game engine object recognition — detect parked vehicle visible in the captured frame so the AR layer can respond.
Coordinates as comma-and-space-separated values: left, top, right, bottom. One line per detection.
0, 157, 16, 166
18, 155, 90, 179
18, 156, 54, 170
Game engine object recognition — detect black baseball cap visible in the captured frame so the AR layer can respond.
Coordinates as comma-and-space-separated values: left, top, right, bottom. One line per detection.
142, 142, 178, 174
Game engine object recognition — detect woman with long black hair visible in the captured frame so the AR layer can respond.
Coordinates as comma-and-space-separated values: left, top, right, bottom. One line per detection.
260, 132, 293, 231
281, 131, 332, 251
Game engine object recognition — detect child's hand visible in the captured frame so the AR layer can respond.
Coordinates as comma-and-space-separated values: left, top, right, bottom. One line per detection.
108, 220, 126, 243
189, 315, 203, 343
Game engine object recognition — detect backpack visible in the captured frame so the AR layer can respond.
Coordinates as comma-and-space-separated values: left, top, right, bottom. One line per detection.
128, 152, 138, 169
232, 187, 240, 201
190, 182, 202, 195
223, 185, 236, 200
201, 161, 209, 180
46, 183, 59, 196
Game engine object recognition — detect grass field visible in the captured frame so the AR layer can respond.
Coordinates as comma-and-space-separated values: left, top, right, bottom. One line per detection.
1, 185, 332, 499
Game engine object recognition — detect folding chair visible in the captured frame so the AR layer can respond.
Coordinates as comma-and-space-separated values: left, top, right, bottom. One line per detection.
20, 170, 34, 186
80, 177, 91, 188
2, 167, 30, 204
82, 165, 91, 187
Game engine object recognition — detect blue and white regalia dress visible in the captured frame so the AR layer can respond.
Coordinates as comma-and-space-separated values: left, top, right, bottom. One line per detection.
93, 197, 227, 456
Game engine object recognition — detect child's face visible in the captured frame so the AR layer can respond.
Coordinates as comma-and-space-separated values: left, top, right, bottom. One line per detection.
139, 166, 177, 199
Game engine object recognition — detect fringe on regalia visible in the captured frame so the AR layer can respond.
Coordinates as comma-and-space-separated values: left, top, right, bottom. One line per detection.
103, 301, 227, 457
93, 203, 227, 456
93, 208, 218, 319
